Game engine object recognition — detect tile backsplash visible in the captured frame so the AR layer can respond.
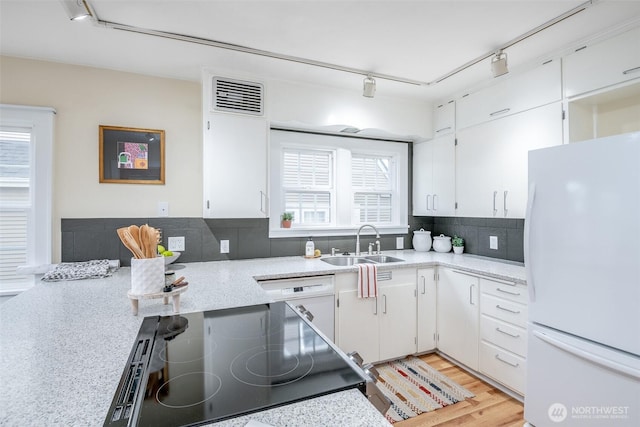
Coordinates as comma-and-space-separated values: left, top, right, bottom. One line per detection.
62, 216, 524, 266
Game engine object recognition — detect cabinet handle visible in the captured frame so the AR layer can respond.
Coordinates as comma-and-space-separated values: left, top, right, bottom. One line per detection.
489, 108, 510, 117
493, 191, 498, 216
373, 297, 377, 315
495, 354, 520, 368
497, 287, 520, 296
433, 194, 438, 211
382, 295, 387, 314
496, 304, 520, 314
503, 190, 508, 217
260, 191, 268, 214
435, 126, 452, 133
421, 276, 426, 294
426, 195, 431, 211
622, 66, 640, 75
496, 327, 520, 338
469, 284, 476, 305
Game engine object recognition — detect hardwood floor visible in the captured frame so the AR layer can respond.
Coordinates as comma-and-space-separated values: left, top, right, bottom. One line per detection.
393, 353, 524, 427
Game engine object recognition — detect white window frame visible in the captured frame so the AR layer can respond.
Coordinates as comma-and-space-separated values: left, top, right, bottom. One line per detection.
269, 128, 408, 238
0, 105, 55, 295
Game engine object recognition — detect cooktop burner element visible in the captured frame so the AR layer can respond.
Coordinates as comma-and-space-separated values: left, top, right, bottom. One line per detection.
105, 302, 367, 427
230, 344, 314, 387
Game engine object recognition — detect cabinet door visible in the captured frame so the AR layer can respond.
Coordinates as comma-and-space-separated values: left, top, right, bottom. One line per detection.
455, 122, 502, 217
417, 268, 437, 352
431, 134, 456, 216
203, 113, 268, 218
564, 26, 640, 98
379, 282, 417, 361
500, 102, 563, 218
336, 289, 379, 364
412, 140, 433, 216
433, 100, 455, 136
437, 268, 479, 370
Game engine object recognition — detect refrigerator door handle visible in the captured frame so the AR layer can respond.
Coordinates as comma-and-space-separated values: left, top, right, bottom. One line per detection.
524, 182, 536, 302
533, 330, 640, 380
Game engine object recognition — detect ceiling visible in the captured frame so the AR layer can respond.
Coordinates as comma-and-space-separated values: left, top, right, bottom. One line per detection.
1, 0, 640, 101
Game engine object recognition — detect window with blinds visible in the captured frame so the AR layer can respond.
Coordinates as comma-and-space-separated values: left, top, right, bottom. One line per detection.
352, 155, 393, 223
282, 149, 332, 225
0, 128, 31, 291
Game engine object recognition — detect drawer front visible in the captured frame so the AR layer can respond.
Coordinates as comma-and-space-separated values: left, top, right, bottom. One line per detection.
480, 315, 527, 357
480, 277, 527, 305
479, 341, 526, 395
481, 294, 527, 328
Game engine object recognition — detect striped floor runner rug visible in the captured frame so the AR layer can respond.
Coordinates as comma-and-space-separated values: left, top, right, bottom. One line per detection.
376, 356, 475, 423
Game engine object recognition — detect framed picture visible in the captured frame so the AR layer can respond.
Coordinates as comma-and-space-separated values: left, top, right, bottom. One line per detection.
99, 125, 165, 184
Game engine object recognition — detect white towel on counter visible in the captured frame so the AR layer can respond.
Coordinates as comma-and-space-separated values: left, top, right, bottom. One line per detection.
357, 263, 378, 298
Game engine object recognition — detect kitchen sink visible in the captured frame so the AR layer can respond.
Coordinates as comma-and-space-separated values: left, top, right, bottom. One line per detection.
363, 255, 404, 263
321, 255, 404, 266
320, 257, 376, 266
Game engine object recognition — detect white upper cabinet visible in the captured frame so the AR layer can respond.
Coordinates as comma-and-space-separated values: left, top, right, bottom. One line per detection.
412, 134, 456, 217
564, 26, 640, 98
433, 100, 456, 136
456, 102, 563, 218
203, 112, 268, 218
457, 59, 562, 130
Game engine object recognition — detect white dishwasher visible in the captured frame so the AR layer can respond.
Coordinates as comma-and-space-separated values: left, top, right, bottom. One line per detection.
258, 275, 335, 341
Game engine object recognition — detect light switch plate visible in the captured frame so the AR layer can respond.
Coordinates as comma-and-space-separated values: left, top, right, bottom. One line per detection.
489, 235, 498, 250
220, 240, 230, 254
396, 236, 404, 250
157, 202, 169, 217
168, 236, 185, 252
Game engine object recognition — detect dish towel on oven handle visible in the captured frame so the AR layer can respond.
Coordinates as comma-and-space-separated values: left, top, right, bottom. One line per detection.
357, 263, 378, 298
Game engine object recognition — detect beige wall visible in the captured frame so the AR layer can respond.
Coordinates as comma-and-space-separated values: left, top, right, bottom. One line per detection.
0, 56, 202, 261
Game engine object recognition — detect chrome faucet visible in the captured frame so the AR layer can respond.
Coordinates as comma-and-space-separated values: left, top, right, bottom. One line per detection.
355, 224, 380, 256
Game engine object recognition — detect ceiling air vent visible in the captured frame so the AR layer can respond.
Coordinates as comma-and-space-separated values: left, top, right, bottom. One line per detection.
213, 77, 264, 116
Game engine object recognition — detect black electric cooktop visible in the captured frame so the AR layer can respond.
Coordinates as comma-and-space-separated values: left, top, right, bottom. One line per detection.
105, 302, 366, 426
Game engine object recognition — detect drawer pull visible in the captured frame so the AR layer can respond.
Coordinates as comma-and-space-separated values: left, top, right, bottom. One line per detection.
489, 108, 510, 117
496, 287, 521, 296
435, 126, 452, 133
622, 66, 640, 75
495, 354, 520, 368
496, 304, 520, 314
496, 327, 520, 338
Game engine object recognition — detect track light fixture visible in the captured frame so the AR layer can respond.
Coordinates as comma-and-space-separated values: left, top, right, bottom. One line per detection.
363, 75, 376, 98
491, 50, 509, 77
60, 0, 92, 21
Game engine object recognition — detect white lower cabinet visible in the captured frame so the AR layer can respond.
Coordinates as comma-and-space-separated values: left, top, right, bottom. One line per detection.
417, 268, 437, 352
478, 277, 528, 395
335, 269, 417, 364
436, 268, 479, 370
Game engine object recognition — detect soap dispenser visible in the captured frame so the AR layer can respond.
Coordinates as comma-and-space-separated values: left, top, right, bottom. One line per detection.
305, 237, 315, 257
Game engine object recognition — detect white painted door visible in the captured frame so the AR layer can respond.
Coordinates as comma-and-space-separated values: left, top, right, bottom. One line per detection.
412, 140, 433, 216
379, 282, 417, 361
431, 134, 456, 216
417, 268, 437, 352
336, 288, 379, 364
437, 268, 479, 370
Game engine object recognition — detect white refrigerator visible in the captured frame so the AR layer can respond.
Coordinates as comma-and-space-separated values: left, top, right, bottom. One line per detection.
524, 132, 640, 426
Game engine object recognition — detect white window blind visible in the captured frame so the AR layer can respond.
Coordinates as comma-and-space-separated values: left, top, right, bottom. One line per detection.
282, 149, 332, 225
352, 155, 393, 223
0, 128, 31, 291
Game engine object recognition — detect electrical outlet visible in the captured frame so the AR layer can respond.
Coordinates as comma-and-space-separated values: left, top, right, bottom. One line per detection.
220, 240, 230, 254
168, 236, 185, 252
489, 235, 498, 250
396, 236, 404, 250
157, 202, 169, 217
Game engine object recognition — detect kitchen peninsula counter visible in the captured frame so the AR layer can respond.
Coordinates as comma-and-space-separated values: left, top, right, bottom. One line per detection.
0, 251, 524, 426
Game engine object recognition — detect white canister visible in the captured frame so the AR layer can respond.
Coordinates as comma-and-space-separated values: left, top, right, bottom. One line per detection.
412, 228, 432, 252
130, 256, 165, 295
433, 234, 452, 253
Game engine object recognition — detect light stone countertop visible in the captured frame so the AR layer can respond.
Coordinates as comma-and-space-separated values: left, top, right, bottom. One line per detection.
0, 250, 525, 426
